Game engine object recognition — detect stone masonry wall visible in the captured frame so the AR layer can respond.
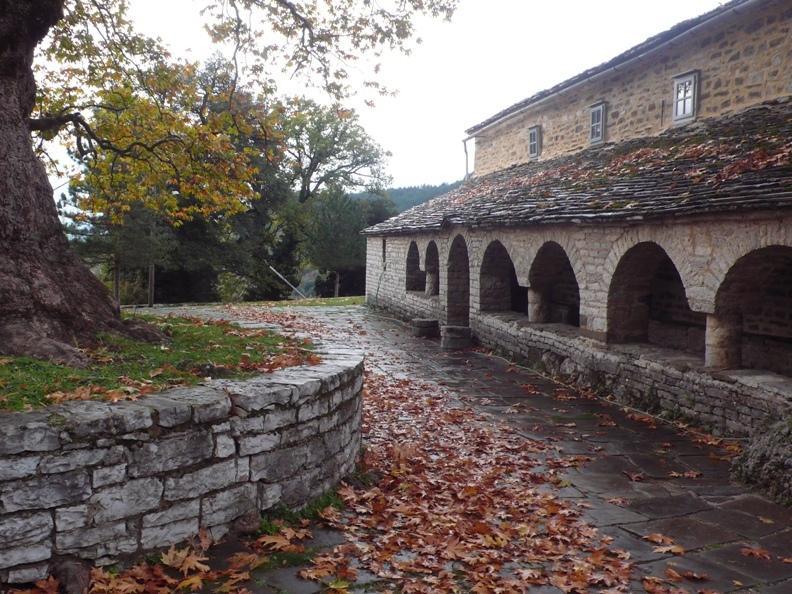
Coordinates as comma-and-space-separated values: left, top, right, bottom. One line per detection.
0, 344, 364, 585
470, 312, 791, 436
364, 210, 792, 433
473, 0, 792, 176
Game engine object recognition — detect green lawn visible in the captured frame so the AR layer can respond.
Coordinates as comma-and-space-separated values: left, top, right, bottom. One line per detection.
0, 316, 304, 412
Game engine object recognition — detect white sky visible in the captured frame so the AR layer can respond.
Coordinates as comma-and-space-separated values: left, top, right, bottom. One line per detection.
104, 0, 727, 187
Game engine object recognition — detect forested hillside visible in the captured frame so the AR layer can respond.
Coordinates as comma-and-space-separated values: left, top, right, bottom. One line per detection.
354, 180, 462, 212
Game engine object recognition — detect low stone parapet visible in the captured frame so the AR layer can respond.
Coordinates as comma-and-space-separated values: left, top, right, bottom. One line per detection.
470, 312, 791, 436
0, 344, 364, 585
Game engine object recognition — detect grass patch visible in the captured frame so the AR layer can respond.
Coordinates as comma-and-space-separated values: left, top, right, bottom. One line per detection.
259, 491, 345, 535
253, 296, 364, 307
0, 315, 307, 412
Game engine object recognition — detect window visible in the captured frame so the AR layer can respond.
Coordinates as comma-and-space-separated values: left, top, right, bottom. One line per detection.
528, 126, 541, 158
673, 72, 698, 122
381, 238, 386, 262
590, 103, 606, 144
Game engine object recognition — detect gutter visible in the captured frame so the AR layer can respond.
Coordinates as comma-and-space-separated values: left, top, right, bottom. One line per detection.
463, 0, 763, 141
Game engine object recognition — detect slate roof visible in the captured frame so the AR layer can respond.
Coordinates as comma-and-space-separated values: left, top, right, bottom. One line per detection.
465, 0, 754, 135
364, 98, 792, 236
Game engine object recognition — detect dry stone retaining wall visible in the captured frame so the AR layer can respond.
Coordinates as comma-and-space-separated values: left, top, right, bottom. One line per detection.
0, 344, 364, 586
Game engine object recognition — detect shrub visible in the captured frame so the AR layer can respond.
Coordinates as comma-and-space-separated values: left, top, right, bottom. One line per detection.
216, 272, 250, 303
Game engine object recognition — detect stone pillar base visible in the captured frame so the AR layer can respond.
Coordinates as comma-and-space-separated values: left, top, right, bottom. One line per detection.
705, 313, 742, 369
411, 318, 440, 338
441, 325, 472, 349
527, 288, 546, 323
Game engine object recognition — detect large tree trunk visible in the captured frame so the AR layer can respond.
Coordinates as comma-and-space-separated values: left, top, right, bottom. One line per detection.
0, 1, 148, 365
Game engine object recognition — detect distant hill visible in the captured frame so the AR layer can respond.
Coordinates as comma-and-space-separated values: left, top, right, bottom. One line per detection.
353, 180, 463, 213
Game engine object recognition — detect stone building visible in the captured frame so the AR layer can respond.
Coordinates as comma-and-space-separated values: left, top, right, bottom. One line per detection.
363, 0, 792, 437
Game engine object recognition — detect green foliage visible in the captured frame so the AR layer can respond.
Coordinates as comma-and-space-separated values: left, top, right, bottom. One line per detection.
0, 316, 287, 411
64, 73, 393, 304
259, 490, 346, 535
39, 2, 459, 306
35, 0, 459, 205
282, 98, 390, 202
303, 188, 366, 274
216, 272, 252, 303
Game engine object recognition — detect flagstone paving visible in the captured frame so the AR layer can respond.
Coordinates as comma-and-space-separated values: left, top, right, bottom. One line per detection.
152, 304, 791, 593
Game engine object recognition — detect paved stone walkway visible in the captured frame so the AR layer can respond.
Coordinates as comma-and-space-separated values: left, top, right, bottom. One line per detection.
154, 304, 791, 593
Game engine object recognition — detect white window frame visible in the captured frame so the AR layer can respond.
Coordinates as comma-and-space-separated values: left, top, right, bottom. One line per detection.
528, 125, 542, 159
589, 102, 606, 144
672, 71, 699, 123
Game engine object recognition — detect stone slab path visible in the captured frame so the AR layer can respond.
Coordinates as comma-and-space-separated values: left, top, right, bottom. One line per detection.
152, 304, 791, 593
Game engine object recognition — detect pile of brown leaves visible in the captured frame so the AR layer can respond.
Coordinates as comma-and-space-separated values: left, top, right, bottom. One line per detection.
226, 305, 333, 338
298, 372, 634, 593
9, 537, 263, 594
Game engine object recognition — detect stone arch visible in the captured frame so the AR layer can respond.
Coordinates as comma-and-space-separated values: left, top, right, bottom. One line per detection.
479, 240, 527, 314
424, 241, 440, 296
602, 230, 699, 313
447, 235, 470, 326
405, 241, 426, 292
712, 245, 792, 375
528, 241, 581, 326
702, 223, 792, 313
607, 241, 706, 354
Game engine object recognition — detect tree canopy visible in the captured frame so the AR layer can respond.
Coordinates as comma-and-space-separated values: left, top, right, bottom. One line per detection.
0, 0, 457, 362
32, 0, 456, 224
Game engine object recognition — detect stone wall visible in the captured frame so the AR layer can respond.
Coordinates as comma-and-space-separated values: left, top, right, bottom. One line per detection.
364, 210, 792, 433
472, 0, 792, 176
0, 345, 364, 585
468, 312, 790, 436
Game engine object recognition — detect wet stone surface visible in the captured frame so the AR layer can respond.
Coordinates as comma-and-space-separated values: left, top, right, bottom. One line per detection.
159, 304, 791, 594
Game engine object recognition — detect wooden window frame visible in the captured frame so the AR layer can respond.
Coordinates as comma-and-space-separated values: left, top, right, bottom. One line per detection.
528, 125, 542, 159
590, 102, 606, 144
672, 71, 699, 123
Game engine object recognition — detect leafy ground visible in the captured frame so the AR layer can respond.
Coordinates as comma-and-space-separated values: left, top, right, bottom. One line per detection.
252, 296, 365, 307
11, 369, 633, 594
301, 371, 634, 593
0, 316, 314, 411
9, 306, 790, 594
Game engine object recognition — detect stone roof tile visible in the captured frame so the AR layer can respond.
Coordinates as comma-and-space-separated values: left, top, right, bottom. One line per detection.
364, 98, 792, 236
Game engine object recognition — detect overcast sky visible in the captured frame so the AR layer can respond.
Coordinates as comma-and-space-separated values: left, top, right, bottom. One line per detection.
125, 0, 725, 187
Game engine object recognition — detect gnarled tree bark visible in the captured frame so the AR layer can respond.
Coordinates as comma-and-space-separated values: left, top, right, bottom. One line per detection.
0, 0, 154, 365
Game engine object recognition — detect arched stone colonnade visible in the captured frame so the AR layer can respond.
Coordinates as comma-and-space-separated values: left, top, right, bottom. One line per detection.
367, 213, 792, 379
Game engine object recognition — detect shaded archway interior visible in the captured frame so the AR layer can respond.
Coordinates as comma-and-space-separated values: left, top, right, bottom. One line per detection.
715, 245, 792, 376
528, 242, 580, 326
607, 242, 705, 354
447, 236, 471, 326
405, 241, 426, 292
479, 241, 527, 314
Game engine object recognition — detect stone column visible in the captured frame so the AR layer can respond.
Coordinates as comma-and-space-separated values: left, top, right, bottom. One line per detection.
705, 314, 742, 369
528, 288, 546, 323
425, 271, 439, 297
